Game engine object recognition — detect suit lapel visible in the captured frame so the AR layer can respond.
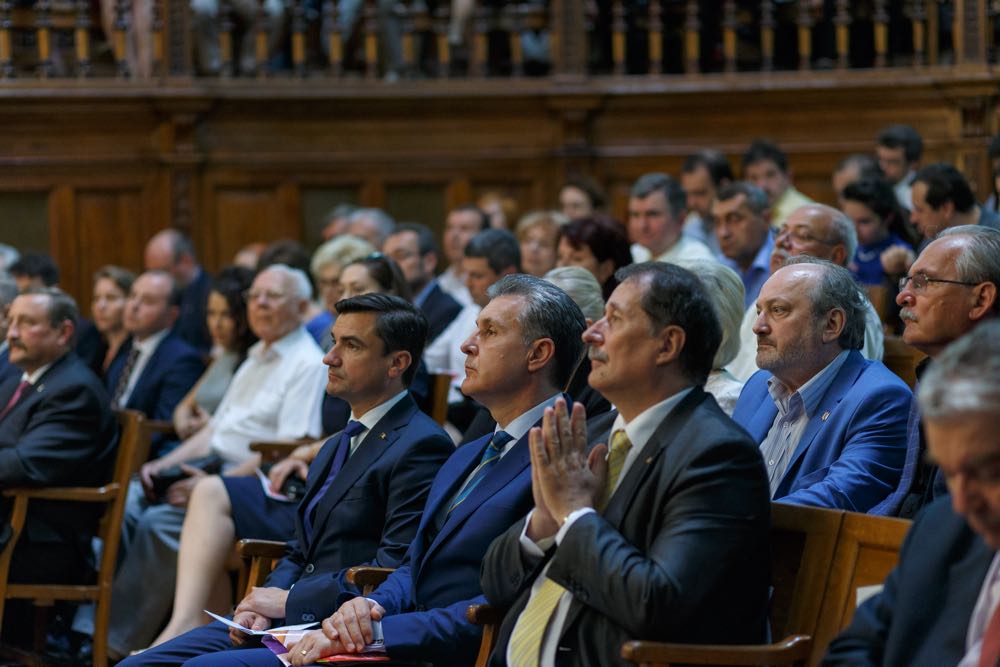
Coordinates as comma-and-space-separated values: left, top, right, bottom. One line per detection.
128, 336, 168, 407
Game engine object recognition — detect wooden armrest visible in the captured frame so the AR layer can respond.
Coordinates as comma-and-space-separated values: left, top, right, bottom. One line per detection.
237, 539, 289, 560
345, 566, 395, 590
145, 419, 177, 435
1, 484, 119, 502
620, 635, 812, 666
250, 439, 314, 461
466, 603, 506, 625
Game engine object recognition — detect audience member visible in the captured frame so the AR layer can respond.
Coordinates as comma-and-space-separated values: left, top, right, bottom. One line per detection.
477, 191, 519, 230
103, 265, 326, 658
728, 203, 884, 381
290, 274, 586, 665
382, 223, 462, 344
0, 244, 18, 273
306, 236, 377, 348
189, 0, 282, 75
347, 208, 396, 249
681, 259, 747, 415
90, 265, 135, 376
439, 204, 490, 306
515, 211, 569, 278
742, 139, 813, 227
339, 254, 411, 301
985, 135, 1000, 213
0, 275, 19, 384
831, 153, 882, 204
824, 320, 1000, 665
733, 258, 911, 511
232, 243, 265, 271
0, 288, 117, 589
628, 172, 714, 263
556, 215, 633, 300
126, 294, 453, 660
840, 177, 915, 286
320, 203, 358, 241
712, 181, 775, 307
171, 267, 257, 441
871, 225, 1000, 518
145, 229, 213, 353
558, 176, 606, 221
681, 148, 734, 256
482, 261, 770, 665
542, 266, 604, 324
876, 123, 923, 209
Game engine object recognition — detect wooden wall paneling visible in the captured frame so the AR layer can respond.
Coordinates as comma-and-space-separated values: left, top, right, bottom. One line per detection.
385, 183, 447, 232
206, 178, 300, 269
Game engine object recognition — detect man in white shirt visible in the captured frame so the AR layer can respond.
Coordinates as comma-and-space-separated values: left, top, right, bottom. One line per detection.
627, 172, 715, 265
104, 264, 327, 657
825, 320, 1000, 666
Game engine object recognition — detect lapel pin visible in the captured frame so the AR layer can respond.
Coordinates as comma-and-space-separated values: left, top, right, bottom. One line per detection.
645, 456, 653, 464
35, 384, 44, 393
379, 432, 387, 440
821, 411, 830, 421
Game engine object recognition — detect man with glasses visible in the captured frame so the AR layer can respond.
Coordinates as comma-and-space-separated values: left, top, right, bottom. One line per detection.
101, 264, 328, 658
870, 225, 1000, 518
728, 204, 884, 381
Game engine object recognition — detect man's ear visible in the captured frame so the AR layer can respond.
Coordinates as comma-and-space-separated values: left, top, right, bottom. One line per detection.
830, 244, 848, 267
654, 325, 686, 366
970, 282, 998, 322
57, 319, 75, 348
526, 337, 556, 374
387, 350, 412, 380
821, 308, 847, 344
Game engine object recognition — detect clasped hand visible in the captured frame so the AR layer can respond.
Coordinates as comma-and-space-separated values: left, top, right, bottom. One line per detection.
287, 597, 385, 665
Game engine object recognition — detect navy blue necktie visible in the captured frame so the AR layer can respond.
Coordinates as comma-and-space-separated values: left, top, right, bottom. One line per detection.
448, 430, 513, 515
304, 420, 365, 541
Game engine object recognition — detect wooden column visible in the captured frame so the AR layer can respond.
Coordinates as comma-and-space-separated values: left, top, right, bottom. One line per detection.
551, 0, 587, 79
953, 0, 988, 64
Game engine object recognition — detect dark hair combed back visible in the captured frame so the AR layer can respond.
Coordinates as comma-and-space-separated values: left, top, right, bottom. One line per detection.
393, 222, 440, 257
451, 204, 491, 232
464, 229, 522, 274
487, 274, 586, 389
741, 139, 789, 173
841, 176, 914, 245
345, 254, 413, 302
784, 257, 867, 350
558, 215, 633, 299
715, 181, 770, 216
23, 286, 79, 344
335, 293, 429, 386
561, 175, 607, 211
614, 262, 722, 386
877, 124, 924, 163
212, 265, 258, 362
10, 252, 59, 287
682, 149, 734, 186
630, 173, 687, 218
913, 163, 976, 213
93, 265, 136, 296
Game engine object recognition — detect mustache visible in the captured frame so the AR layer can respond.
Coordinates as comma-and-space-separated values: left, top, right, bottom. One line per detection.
587, 347, 608, 363
899, 308, 918, 322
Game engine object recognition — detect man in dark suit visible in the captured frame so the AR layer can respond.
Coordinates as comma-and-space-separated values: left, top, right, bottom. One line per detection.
119, 293, 453, 666
0, 275, 18, 385
824, 320, 1000, 666
480, 262, 771, 667
145, 229, 213, 354
105, 270, 204, 457
0, 287, 117, 585
288, 274, 587, 666
733, 257, 911, 512
383, 223, 463, 345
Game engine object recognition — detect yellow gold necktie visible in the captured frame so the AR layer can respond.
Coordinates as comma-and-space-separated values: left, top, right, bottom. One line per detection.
507, 430, 633, 667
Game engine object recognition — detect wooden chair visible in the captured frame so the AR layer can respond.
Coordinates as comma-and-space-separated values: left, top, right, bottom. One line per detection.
235, 543, 393, 598
428, 373, 452, 426
882, 335, 926, 389
0, 409, 150, 667
865, 285, 890, 325
809, 512, 911, 663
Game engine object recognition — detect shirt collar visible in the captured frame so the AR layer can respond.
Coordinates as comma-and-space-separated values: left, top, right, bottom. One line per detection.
767, 349, 850, 418
610, 387, 694, 450
496, 393, 561, 445
351, 390, 409, 434
249, 326, 307, 362
21, 360, 55, 385
132, 328, 170, 355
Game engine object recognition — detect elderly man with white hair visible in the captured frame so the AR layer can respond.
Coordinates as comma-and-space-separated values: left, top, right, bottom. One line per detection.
103, 264, 328, 658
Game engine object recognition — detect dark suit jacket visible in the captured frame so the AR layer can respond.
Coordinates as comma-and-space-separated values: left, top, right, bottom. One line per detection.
823, 498, 991, 666
733, 350, 911, 512
105, 333, 204, 455
265, 393, 453, 625
0, 347, 15, 385
0, 352, 118, 579
174, 268, 213, 353
364, 399, 565, 666
420, 282, 463, 345
482, 387, 771, 667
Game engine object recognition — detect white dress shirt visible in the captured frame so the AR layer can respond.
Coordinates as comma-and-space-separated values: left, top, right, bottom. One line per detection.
422, 303, 480, 404
958, 552, 1000, 666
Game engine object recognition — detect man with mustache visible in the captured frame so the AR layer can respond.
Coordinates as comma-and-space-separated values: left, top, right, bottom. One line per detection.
869, 225, 1000, 518
728, 203, 884, 382
732, 257, 911, 511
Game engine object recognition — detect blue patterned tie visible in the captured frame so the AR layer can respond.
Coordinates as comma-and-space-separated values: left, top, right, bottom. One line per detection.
303, 420, 365, 541
448, 430, 513, 514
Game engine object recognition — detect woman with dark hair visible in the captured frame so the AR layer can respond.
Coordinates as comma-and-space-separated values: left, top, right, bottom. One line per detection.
91, 265, 136, 376
841, 177, 916, 286
171, 266, 258, 440
556, 215, 633, 299
339, 253, 412, 302
558, 176, 606, 220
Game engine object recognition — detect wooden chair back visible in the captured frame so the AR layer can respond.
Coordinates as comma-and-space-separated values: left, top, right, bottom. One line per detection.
882, 335, 926, 389
428, 374, 452, 426
865, 285, 890, 325
0, 409, 148, 667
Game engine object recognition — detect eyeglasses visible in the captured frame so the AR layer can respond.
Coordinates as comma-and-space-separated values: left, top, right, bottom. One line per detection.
774, 226, 837, 245
898, 272, 979, 292
242, 289, 287, 303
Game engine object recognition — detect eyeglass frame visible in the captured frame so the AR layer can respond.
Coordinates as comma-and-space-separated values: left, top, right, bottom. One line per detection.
774, 225, 839, 246
242, 289, 289, 303
898, 272, 980, 292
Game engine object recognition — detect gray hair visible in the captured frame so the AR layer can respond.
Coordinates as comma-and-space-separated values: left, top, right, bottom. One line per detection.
487, 274, 586, 389
515, 210, 570, 242
630, 172, 687, 218
0, 274, 17, 308
22, 286, 79, 343
813, 204, 860, 266
938, 225, 1000, 316
919, 319, 1000, 419
715, 181, 770, 218
679, 260, 745, 369
0, 244, 19, 273
260, 263, 312, 302
543, 266, 605, 323
310, 236, 376, 279
349, 208, 396, 247
783, 256, 866, 350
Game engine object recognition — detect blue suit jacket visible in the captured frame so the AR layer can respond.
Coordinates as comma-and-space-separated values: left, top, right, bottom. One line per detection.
0, 347, 15, 385
823, 498, 990, 666
264, 393, 453, 624
733, 350, 911, 512
364, 401, 554, 666
174, 268, 213, 354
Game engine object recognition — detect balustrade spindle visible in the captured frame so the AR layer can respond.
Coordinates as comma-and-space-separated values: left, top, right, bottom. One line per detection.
723, 0, 737, 72
400, 2, 417, 75
434, 5, 450, 77
612, 0, 625, 75
113, 0, 129, 76
35, 0, 53, 77
796, 0, 813, 70
363, 0, 377, 79
834, 0, 850, 68
684, 0, 699, 73
761, 0, 775, 71
291, 0, 306, 77
472, 4, 487, 76
909, 0, 926, 66
648, 0, 662, 74
506, 3, 523, 77
0, 0, 10, 79
219, 0, 234, 77
253, 0, 268, 77
151, 0, 163, 76
74, 0, 91, 76
873, 0, 888, 67
323, 0, 341, 76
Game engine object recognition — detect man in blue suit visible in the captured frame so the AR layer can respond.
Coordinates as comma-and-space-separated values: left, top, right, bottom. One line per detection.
733, 257, 911, 512
106, 270, 204, 457
824, 320, 1000, 666
289, 274, 587, 666
119, 293, 453, 666
145, 229, 214, 354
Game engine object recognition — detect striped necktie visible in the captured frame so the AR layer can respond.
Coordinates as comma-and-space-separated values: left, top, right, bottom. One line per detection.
0, 380, 31, 422
507, 429, 633, 667
111, 347, 140, 410
303, 420, 365, 541
448, 430, 513, 514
